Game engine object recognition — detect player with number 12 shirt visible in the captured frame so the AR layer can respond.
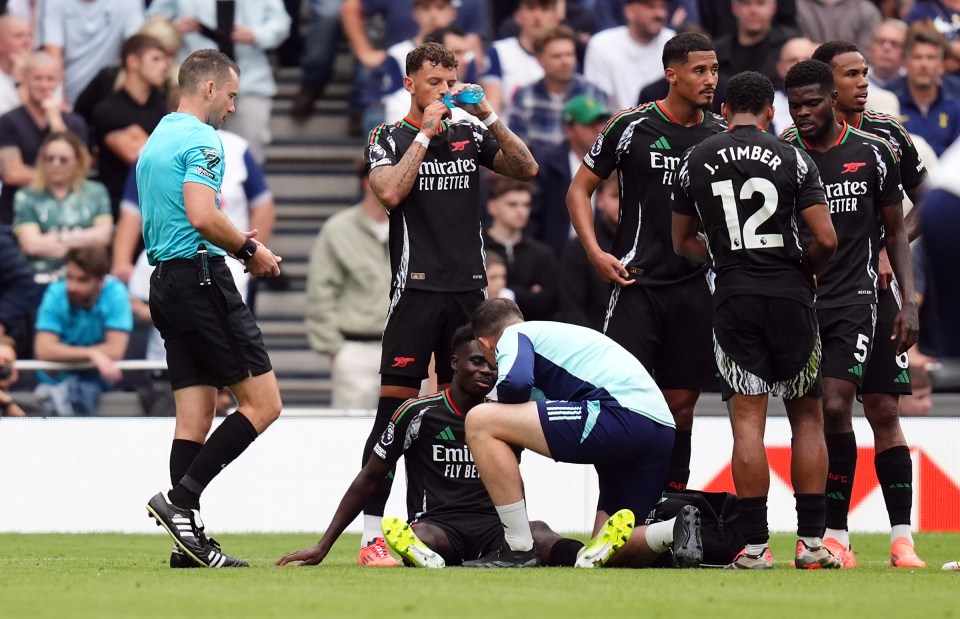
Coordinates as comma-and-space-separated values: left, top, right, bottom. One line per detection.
672, 71, 840, 570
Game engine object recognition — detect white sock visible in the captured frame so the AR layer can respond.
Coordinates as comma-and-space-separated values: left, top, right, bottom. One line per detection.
746, 543, 768, 555
643, 518, 675, 553
800, 536, 823, 549
891, 524, 913, 545
361, 514, 382, 547
496, 500, 534, 551
824, 527, 850, 548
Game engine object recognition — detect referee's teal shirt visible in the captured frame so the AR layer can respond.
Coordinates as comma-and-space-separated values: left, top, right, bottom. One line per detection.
137, 113, 228, 264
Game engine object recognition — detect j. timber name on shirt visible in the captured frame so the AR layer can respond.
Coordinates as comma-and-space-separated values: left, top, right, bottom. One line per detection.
418, 158, 477, 191
702, 146, 784, 175
825, 180, 868, 213
432, 444, 480, 478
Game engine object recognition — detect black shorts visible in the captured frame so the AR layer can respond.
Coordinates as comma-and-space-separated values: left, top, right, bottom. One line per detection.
381, 288, 484, 382
604, 276, 715, 389
410, 512, 503, 565
817, 304, 877, 386
713, 295, 821, 401
861, 285, 912, 395
149, 257, 272, 390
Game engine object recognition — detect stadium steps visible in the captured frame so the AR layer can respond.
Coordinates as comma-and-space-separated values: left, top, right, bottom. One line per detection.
258, 62, 364, 407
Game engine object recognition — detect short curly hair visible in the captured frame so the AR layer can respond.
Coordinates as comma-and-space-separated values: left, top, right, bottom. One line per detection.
725, 71, 774, 115
405, 41, 458, 76
812, 40, 860, 67
450, 325, 476, 357
784, 59, 835, 93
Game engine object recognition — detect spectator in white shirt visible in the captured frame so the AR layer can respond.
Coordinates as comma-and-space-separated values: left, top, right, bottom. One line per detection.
584, 0, 675, 109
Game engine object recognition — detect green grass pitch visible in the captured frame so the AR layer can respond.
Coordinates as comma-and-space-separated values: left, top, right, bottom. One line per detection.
2, 533, 959, 619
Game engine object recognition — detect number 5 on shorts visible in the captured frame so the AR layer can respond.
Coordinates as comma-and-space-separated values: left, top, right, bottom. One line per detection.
854, 333, 869, 363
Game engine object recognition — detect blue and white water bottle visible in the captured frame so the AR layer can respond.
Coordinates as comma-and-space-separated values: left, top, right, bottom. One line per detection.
442, 84, 484, 108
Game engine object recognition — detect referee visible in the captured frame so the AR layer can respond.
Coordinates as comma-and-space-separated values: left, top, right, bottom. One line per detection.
141, 49, 283, 568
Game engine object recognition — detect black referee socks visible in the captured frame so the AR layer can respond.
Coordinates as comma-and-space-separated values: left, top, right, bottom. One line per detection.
169, 411, 259, 510
169, 438, 203, 487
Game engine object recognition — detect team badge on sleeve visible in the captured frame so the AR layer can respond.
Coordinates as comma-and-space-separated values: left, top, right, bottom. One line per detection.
590, 134, 604, 157
368, 143, 391, 169
381, 422, 396, 446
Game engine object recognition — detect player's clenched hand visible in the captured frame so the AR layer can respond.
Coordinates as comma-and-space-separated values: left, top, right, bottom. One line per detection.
421, 100, 450, 139
450, 83, 492, 119
275, 545, 327, 567
246, 242, 282, 278
892, 302, 919, 354
588, 250, 635, 287
877, 248, 893, 290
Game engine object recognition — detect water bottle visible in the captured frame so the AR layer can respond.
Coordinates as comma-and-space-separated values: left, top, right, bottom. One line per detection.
442, 84, 484, 109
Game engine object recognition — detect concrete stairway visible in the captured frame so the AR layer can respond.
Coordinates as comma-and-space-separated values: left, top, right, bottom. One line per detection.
258, 61, 364, 407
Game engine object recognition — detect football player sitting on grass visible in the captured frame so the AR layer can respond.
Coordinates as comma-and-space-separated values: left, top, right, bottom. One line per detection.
276, 326, 705, 569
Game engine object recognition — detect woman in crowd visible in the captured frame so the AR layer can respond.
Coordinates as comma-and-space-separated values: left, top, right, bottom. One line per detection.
13, 131, 112, 285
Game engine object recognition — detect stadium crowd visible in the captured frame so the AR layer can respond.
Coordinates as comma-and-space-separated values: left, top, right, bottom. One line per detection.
0, 0, 958, 570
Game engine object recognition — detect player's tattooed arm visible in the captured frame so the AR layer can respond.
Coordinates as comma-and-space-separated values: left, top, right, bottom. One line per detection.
369, 146, 428, 211
369, 101, 449, 210
488, 119, 539, 181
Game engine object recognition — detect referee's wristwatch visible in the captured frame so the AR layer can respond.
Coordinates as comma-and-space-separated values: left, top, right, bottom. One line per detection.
235, 239, 258, 261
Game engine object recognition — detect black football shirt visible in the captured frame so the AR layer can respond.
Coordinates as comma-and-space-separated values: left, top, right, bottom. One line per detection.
852, 110, 926, 193
781, 122, 904, 308
583, 101, 727, 285
364, 118, 500, 292
374, 390, 494, 522
672, 124, 826, 307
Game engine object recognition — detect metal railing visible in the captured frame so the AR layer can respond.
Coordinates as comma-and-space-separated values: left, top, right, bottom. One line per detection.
14, 360, 168, 372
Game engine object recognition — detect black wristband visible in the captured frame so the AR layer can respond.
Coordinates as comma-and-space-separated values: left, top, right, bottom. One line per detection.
235, 239, 257, 261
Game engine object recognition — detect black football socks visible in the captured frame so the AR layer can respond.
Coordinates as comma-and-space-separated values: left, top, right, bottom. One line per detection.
168, 411, 259, 510
824, 431, 857, 531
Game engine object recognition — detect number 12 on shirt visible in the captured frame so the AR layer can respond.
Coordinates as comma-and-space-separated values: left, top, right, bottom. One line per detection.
711, 177, 784, 250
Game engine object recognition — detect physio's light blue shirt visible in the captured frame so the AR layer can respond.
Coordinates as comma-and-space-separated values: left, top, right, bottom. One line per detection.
137, 113, 227, 264
495, 321, 674, 428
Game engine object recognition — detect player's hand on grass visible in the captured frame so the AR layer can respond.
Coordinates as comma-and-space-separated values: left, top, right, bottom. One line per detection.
275, 544, 327, 567
588, 250, 634, 287
892, 302, 919, 354
877, 248, 893, 290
